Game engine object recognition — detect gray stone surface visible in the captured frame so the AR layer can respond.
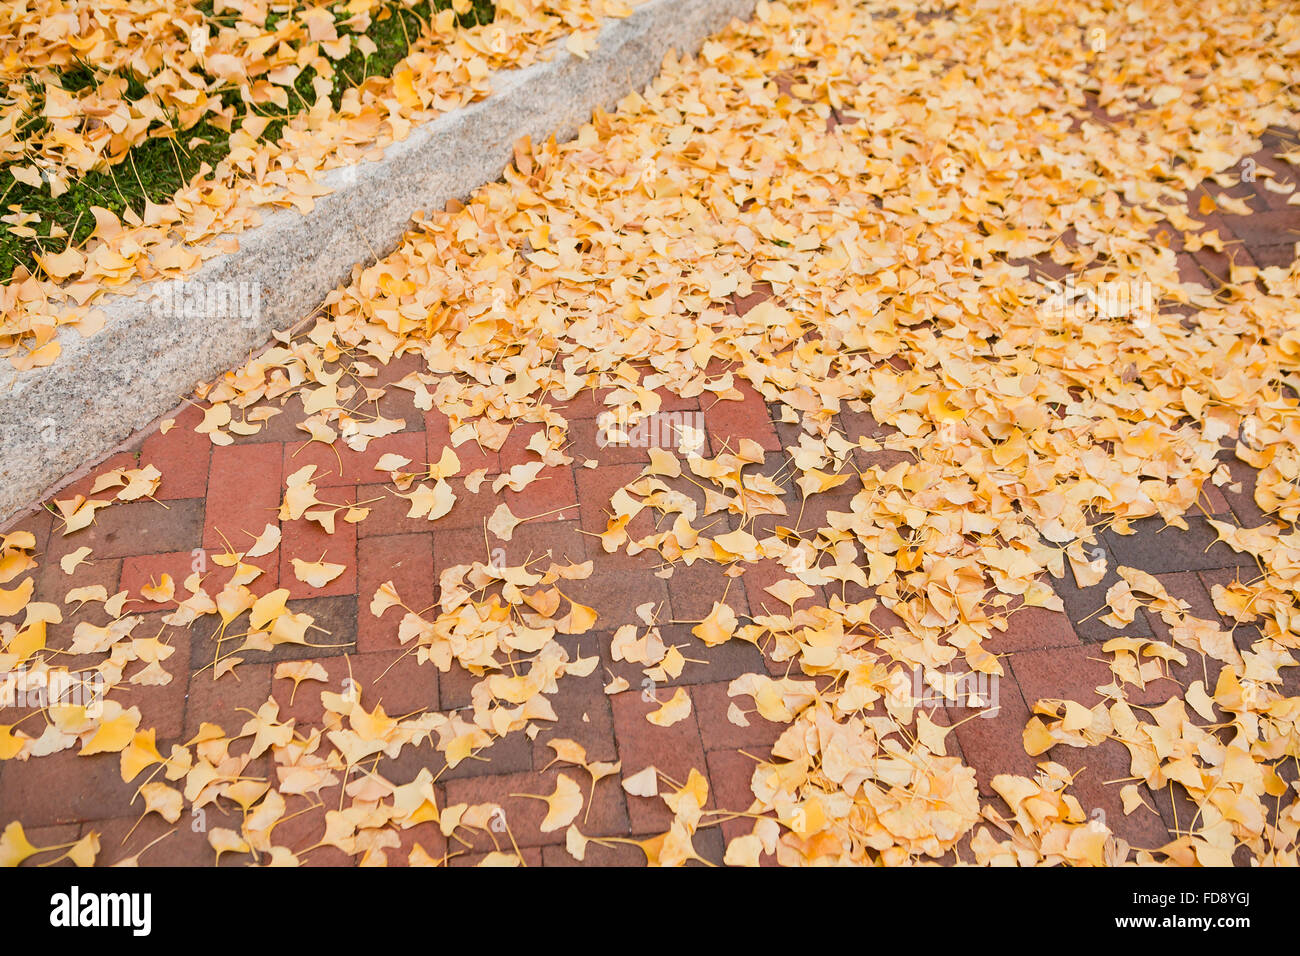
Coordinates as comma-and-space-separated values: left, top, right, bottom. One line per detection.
0, 0, 757, 527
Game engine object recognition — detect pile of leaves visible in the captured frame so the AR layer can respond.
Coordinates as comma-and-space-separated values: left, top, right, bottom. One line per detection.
0, 0, 497, 284
2, 0, 488, 187
2, 0, 1300, 865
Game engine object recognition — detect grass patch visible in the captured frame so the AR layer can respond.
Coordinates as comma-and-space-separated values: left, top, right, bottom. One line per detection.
0, 0, 494, 283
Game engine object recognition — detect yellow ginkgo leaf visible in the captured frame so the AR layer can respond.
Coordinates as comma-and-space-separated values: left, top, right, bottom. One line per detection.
724, 834, 764, 867
369, 580, 403, 618
518, 773, 584, 832
646, 687, 691, 727
763, 578, 814, 609
291, 558, 346, 589
691, 601, 736, 647
477, 851, 521, 867
140, 574, 175, 603
64, 832, 100, 867
80, 709, 140, 756
487, 503, 522, 541
404, 479, 456, 521
565, 28, 598, 59
428, 446, 460, 480
208, 828, 250, 866
274, 660, 329, 703
140, 782, 184, 824
0, 821, 41, 867
553, 593, 597, 635
622, 765, 660, 798
245, 523, 282, 559
60, 547, 93, 575
0, 577, 33, 617
0, 725, 27, 760
565, 825, 588, 861
119, 729, 164, 781
250, 588, 290, 630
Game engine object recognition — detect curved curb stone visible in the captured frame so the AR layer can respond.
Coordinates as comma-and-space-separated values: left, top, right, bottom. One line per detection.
0, 0, 757, 526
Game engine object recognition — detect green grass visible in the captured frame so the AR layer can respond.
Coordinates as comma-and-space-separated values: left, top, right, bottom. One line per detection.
0, 0, 494, 283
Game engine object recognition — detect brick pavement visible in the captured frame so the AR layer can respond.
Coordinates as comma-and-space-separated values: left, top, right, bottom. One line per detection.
0, 117, 1296, 869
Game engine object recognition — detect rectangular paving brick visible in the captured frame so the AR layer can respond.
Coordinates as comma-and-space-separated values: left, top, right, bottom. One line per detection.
703, 380, 781, 452
119, 549, 205, 600
0, 748, 139, 828
742, 558, 826, 618
1045, 738, 1172, 853
598, 623, 766, 695
279, 488, 358, 600
1217, 207, 1300, 246
204, 442, 283, 549
271, 790, 355, 867
1101, 514, 1257, 574
531, 650, 620, 768
692, 680, 784, 752
665, 560, 750, 622
182, 661, 273, 741
430, 525, 497, 585
92, 806, 243, 866
945, 683, 1038, 798
1246, 242, 1298, 268
116, 612, 190, 740
1198, 481, 1230, 516
356, 532, 434, 654
1138, 571, 1219, 644
1051, 544, 1155, 643
564, 567, 671, 630
271, 650, 437, 727
435, 727, 534, 782
566, 417, 667, 467
187, 595, 356, 672
984, 604, 1081, 655
47, 498, 205, 563
387, 821, 448, 867
1216, 452, 1270, 528
353, 482, 442, 539
449, 846, 544, 867
494, 518, 589, 570
497, 467, 579, 523
541, 838, 647, 866
421, 480, 497, 533
1010, 643, 1173, 712
495, 422, 547, 472
442, 765, 630, 849
706, 747, 775, 858
142, 404, 211, 501
608, 686, 710, 833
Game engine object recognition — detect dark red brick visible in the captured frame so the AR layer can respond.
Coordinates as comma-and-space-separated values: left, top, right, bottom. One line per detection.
703, 381, 780, 452
356, 532, 434, 654
985, 605, 1081, 655
142, 404, 211, 501
608, 688, 710, 833
204, 442, 283, 549
692, 681, 784, 752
